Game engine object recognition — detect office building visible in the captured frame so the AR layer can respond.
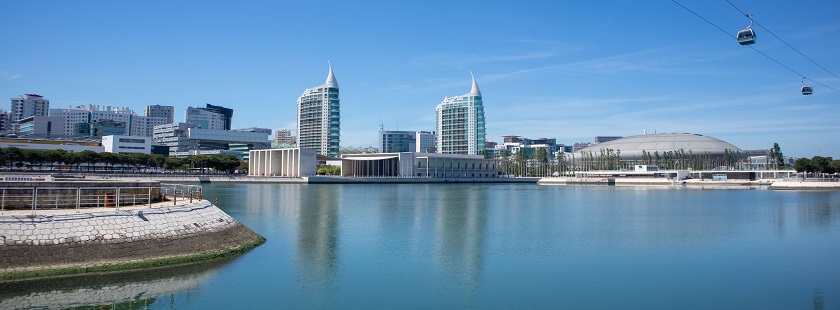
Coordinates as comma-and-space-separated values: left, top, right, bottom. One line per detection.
185, 106, 227, 130
297, 64, 340, 157
379, 130, 436, 153
16, 116, 64, 138
51, 108, 91, 136
144, 105, 175, 124
273, 129, 296, 146
416, 131, 435, 153
203, 104, 234, 130
52, 104, 169, 137
436, 73, 485, 155
379, 130, 415, 153
152, 122, 269, 157
10, 94, 49, 133
0, 110, 10, 133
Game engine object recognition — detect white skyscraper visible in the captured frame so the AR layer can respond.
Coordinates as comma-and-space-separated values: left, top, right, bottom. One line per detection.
297, 64, 340, 157
435, 73, 485, 155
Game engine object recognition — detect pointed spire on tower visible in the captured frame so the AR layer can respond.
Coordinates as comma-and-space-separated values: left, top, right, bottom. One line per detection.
468, 71, 481, 97
325, 60, 338, 88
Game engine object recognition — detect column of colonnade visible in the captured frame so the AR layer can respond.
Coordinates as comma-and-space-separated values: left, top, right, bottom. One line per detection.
248, 149, 307, 177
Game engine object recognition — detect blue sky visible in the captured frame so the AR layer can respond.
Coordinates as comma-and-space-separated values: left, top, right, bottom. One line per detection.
2, 0, 838, 158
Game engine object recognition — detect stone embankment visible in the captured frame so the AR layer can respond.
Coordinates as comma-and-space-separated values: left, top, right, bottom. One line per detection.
769, 180, 840, 190
0, 200, 265, 280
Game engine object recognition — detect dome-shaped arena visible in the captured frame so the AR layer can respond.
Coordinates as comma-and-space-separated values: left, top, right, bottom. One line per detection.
576, 133, 742, 159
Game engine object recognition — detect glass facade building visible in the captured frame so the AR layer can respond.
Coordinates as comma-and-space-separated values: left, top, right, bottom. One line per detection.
297, 65, 340, 157
435, 74, 485, 155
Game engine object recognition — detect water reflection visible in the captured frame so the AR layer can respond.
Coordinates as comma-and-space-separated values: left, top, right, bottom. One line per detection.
797, 191, 839, 229
0, 258, 232, 309
434, 185, 488, 292
295, 185, 340, 293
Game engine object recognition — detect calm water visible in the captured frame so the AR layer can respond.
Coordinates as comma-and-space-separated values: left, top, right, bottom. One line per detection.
2, 184, 839, 309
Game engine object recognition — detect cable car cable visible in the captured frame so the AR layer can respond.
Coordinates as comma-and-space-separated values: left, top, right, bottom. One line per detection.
725, 0, 840, 80
671, 0, 840, 93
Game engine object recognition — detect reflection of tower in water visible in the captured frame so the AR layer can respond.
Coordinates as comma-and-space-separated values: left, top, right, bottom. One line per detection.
434, 185, 488, 292
296, 185, 341, 292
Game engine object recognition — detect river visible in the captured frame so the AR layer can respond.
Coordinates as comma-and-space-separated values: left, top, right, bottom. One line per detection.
2, 183, 839, 309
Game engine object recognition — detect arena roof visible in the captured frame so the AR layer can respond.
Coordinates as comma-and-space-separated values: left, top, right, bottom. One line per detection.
575, 133, 742, 159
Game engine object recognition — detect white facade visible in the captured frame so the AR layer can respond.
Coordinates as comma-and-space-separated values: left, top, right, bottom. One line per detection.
249, 148, 317, 177
51, 105, 141, 136
130, 115, 170, 137
102, 135, 152, 154
49, 107, 91, 136
0, 140, 103, 153
340, 152, 497, 178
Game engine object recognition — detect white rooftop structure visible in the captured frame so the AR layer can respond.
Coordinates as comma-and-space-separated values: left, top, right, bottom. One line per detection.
324, 63, 338, 88
576, 133, 742, 159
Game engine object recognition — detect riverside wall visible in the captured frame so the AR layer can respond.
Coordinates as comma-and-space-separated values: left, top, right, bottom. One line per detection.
0, 200, 265, 280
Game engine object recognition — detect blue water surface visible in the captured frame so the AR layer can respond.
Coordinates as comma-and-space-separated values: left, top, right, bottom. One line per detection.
2, 184, 839, 309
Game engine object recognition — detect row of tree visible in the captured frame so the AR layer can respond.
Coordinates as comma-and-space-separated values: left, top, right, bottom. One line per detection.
0, 147, 245, 174
793, 156, 840, 174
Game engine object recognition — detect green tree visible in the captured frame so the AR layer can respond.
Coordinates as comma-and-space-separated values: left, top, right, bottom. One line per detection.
44, 149, 67, 171
223, 155, 242, 173
810, 156, 833, 174
64, 152, 82, 171
99, 152, 121, 171
4, 147, 23, 169
190, 155, 209, 173
77, 150, 100, 171
237, 160, 249, 174
149, 154, 167, 171
831, 160, 840, 174
768, 143, 785, 169
164, 157, 189, 172
128, 153, 151, 171
793, 158, 812, 173
23, 149, 45, 171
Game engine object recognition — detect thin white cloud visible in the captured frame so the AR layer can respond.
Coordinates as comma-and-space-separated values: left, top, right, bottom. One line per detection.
0, 71, 22, 80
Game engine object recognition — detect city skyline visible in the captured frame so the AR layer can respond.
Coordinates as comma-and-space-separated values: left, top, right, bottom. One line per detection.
2, 1, 839, 157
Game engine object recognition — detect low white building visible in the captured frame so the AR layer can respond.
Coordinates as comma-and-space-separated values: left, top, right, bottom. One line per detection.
249, 148, 317, 177
102, 135, 151, 154
341, 152, 498, 178
0, 139, 103, 153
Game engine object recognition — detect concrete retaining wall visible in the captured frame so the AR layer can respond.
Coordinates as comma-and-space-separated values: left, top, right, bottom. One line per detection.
0, 200, 264, 279
769, 180, 840, 190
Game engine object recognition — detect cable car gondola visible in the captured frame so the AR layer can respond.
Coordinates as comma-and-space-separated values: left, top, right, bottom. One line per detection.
737, 13, 756, 45
801, 85, 813, 95
801, 78, 813, 95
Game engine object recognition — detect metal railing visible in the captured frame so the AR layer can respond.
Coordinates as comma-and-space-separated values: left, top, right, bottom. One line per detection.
0, 184, 202, 212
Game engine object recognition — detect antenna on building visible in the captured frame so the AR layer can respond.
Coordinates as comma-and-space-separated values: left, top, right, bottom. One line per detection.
379, 119, 384, 132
